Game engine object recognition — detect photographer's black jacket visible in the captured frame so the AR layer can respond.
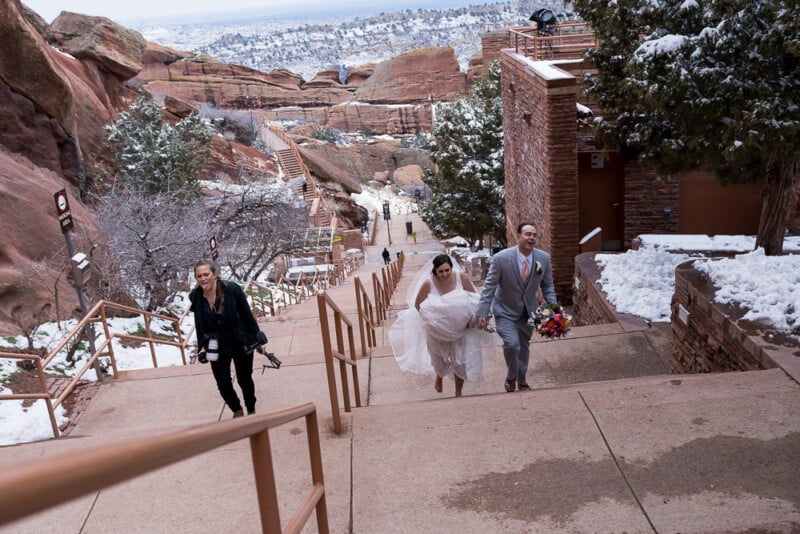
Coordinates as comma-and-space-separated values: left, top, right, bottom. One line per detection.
189, 280, 262, 355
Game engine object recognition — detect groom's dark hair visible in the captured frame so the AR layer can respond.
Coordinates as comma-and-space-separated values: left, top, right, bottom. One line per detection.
516, 222, 536, 234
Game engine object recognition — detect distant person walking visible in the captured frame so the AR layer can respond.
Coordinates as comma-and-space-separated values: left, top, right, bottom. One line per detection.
382, 247, 391, 265
190, 259, 268, 418
476, 222, 557, 393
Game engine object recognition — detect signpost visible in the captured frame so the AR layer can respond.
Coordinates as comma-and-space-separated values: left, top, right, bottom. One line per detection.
54, 189, 74, 234
209, 236, 218, 260
382, 201, 392, 245
53, 189, 102, 382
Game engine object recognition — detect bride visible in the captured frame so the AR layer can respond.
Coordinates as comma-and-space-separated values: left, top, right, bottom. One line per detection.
389, 253, 499, 397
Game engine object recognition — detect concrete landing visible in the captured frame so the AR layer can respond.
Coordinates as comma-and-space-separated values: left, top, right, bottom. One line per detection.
353, 368, 800, 533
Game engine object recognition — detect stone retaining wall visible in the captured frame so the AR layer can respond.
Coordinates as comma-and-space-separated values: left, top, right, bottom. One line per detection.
671, 261, 779, 373
571, 252, 617, 326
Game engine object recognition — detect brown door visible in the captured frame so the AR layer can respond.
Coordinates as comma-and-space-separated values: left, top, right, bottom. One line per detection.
578, 151, 624, 250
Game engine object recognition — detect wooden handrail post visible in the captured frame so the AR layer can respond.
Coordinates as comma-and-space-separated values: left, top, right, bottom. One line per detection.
99, 304, 119, 378
354, 277, 368, 358
316, 293, 342, 434
305, 410, 330, 534
249, 430, 282, 533
35, 356, 60, 439
381, 267, 390, 309
346, 323, 361, 408
143, 314, 158, 368
371, 272, 384, 323
367, 300, 376, 348
333, 311, 351, 413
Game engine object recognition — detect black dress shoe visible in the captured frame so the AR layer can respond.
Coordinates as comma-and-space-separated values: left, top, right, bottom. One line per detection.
504, 379, 516, 393
518, 384, 531, 391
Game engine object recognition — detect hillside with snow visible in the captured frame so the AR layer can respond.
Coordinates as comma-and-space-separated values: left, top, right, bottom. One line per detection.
136, 1, 573, 81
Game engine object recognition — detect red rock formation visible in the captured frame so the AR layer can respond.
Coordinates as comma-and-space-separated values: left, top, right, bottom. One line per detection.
0, 0, 126, 188
298, 144, 363, 194
303, 69, 344, 88
0, 4, 285, 333
48, 12, 146, 79
295, 144, 368, 230
203, 137, 281, 181
135, 47, 352, 109
354, 47, 467, 104
266, 103, 433, 135
296, 139, 432, 188
466, 50, 484, 87
344, 64, 375, 87
0, 151, 101, 333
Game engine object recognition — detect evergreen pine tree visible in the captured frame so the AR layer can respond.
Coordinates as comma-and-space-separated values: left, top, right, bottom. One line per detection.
105, 96, 212, 197
420, 60, 505, 248
575, 0, 799, 254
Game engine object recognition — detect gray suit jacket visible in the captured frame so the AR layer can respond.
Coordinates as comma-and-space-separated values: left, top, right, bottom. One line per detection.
476, 247, 557, 320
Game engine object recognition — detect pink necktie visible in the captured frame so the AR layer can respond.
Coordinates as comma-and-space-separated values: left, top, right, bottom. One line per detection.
522, 259, 530, 282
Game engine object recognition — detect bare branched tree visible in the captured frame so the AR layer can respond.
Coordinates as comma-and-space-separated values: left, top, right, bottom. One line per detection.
210, 180, 310, 281
93, 188, 210, 311
29, 257, 68, 330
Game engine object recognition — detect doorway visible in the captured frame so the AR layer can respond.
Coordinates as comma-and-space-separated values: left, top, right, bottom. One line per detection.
578, 151, 624, 250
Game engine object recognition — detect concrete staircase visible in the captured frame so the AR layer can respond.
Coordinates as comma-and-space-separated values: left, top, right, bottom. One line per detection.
1, 212, 798, 533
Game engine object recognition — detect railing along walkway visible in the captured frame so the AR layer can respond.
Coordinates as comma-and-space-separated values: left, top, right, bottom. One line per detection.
509, 22, 598, 61
0, 403, 329, 534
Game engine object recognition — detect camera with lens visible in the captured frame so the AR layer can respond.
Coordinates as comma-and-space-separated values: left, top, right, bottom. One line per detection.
200, 333, 219, 363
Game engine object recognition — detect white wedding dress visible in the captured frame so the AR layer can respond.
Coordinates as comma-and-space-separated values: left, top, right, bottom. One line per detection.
389, 258, 499, 381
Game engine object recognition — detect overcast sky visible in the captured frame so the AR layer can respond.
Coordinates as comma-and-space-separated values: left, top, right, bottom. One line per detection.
22, 0, 460, 25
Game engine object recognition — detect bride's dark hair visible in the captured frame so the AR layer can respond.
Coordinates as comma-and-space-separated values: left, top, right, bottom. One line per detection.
431, 254, 453, 274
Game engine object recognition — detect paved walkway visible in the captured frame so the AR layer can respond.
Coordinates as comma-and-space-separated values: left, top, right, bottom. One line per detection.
1, 211, 799, 533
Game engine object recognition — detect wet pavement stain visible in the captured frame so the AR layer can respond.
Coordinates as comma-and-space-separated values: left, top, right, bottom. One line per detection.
624, 433, 800, 508
442, 433, 800, 524
442, 456, 630, 524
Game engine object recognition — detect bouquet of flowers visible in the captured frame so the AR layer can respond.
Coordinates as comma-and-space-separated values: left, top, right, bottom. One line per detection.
528, 303, 572, 339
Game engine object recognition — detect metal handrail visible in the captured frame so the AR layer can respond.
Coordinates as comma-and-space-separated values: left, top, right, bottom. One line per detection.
10, 300, 191, 426
316, 292, 361, 434
0, 402, 329, 533
372, 271, 387, 323
508, 23, 598, 61
353, 276, 379, 358
0, 352, 60, 439
244, 279, 278, 317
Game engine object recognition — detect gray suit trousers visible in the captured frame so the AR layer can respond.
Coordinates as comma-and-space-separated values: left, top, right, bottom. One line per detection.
495, 314, 534, 384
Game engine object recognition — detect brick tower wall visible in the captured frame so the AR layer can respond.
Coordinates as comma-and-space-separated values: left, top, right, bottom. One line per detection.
500, 51, 580, 303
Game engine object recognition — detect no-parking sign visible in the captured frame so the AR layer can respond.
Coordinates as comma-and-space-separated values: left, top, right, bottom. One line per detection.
53, 189, 74, 233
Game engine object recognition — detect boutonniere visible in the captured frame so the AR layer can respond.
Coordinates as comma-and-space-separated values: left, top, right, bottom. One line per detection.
534, 261, 542, 275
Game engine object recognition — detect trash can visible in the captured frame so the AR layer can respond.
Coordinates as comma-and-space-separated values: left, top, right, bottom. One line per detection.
405, 221, 413, 235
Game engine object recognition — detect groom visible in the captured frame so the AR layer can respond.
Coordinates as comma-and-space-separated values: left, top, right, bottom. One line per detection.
476, 222, 557, 392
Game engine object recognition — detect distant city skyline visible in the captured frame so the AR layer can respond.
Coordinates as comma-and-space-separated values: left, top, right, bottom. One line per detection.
22, 0, 503, 25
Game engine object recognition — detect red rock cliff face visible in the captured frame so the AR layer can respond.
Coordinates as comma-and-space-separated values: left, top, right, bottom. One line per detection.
135, 44, 463, 134
354, 47, 467, 103
0, 150, 103, 333
0, 3, 281, 334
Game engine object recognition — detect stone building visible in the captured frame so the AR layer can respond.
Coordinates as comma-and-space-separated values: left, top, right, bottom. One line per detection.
487, 26, 767, 303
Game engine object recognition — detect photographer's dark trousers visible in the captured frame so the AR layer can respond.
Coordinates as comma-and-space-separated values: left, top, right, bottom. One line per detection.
211, 350, 256, 414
